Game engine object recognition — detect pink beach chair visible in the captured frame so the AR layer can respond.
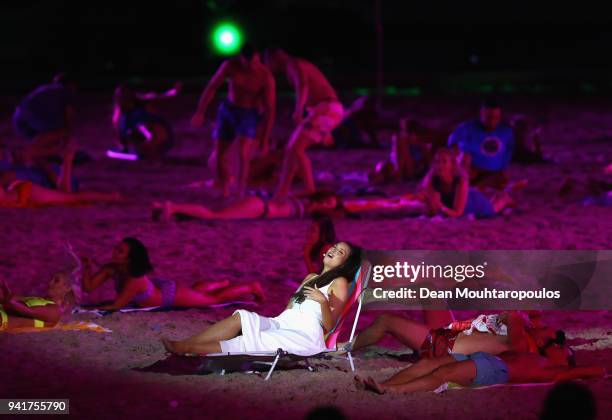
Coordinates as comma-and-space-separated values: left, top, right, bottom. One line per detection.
203, 259, 372, 380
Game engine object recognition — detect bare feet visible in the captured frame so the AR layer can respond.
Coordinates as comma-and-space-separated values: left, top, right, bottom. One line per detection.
364, 376, 386, 394
161, 338, 188, 355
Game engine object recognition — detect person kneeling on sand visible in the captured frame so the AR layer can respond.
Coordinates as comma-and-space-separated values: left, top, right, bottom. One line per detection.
81, 237, 264, 311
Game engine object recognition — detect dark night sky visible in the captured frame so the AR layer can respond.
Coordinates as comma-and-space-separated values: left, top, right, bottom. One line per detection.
1, 1, 611, 89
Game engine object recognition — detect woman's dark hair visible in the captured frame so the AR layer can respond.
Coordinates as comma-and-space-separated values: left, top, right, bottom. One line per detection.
122, 237, 153, 277
292, 242, 362, 304
539, 330, 576, 367
309, 216, 337, 263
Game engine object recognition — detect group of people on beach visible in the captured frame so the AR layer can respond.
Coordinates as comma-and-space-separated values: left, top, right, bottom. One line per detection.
1, 41, 554, 219
0, 43, 606, 395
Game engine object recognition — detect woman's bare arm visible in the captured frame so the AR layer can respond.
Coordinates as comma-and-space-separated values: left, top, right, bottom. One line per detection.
286, 273, 318, 309
95, 278, 146, 311
82, 262, 114, 293
320, 277, 349, 332
442, 178, 469, 218
3, 299, 62, 325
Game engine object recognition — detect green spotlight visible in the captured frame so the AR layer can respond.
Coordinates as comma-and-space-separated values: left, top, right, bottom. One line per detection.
211, 22, 243, 55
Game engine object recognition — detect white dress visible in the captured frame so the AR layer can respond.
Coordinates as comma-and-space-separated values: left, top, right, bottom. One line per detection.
219, 282, 332, 356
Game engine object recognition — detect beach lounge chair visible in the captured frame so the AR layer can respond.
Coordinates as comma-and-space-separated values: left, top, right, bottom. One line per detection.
202, 260, 372, 380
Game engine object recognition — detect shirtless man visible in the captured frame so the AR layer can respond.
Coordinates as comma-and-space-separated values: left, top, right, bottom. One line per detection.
355, 312, 604, 394
191, 44, 276, 197
264, 48, 344, 198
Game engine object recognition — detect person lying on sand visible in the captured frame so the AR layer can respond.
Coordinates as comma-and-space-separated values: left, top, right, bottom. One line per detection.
162, 242, 361, 356
355, 320, 604, 394
422, 148, 514, 218
0, 142, 122, 207
111, 82, 180, 159
0, 274, 77, 330
152, 190, 344, 221
81, 237, 264, 311
342, 310, 559, 361
303, 216, 336, 275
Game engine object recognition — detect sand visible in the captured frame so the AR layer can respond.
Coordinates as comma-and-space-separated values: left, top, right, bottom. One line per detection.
0, 94, 611, 419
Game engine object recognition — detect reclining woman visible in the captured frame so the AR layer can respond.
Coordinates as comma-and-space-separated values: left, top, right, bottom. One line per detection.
0, 273, 77, 330
152, 190, 343, 221
162, 242, 362, 356
81, 237, 264, 311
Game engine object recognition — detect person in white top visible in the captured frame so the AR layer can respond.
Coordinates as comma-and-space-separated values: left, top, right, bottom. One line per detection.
162, 242, 362, 356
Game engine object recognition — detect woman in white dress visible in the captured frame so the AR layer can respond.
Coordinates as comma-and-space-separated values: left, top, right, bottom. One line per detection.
162, 242, 362, 356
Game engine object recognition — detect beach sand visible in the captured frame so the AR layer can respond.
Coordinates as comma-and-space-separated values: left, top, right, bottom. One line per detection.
1, 94, 611, 419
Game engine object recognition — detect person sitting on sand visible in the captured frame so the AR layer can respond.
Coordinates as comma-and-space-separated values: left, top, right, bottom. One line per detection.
422, 148, 514, 218
0, 274, 78, 330
110, 82, 181, 159
510, 115, 545, 164
81, 237, 264, 311
162, 242, 361, 356
303, 216, 337, 274
152, 190, 343, 221
0, 144, 121, 207
448, 98, 514, 190
369, 119, 434, 184
355, 312, 604, 394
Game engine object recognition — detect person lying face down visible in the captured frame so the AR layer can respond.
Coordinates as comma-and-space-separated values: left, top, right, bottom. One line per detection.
355, 329, 605, 394
152, 190, 344, 221
0, 273, 78, 330
80, 237, 265, 311
161, 242, 362, 357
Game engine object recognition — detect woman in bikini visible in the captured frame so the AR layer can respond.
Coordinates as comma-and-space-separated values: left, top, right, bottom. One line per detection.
422, 148, 514, 218
81, 237, 264, 311
151, 190, 343, 221
0, 273, 77, 330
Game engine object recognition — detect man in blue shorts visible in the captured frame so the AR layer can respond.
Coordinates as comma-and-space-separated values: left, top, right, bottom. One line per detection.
191, 44, 276, 197
12, 73, 77, 167
448, 98, 514, 190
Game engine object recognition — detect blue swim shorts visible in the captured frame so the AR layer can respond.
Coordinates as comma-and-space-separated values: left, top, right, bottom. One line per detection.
451, 351, 509, 386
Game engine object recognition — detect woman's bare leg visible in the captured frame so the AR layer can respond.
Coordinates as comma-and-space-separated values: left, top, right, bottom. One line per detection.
57, 141, 77, 193
192, 280, 231, 292
424, 310, 454, 329
174, 282, 265, 307
162, 313, 242, 354
29, 184, 121, 206
381, 355, 456, 386
164, 196, 264, 220
349, 313, 430, 351
381, 360, 476, 393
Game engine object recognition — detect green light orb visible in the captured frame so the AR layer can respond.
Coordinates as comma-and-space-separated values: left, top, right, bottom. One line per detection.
211, 22, 243, 55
